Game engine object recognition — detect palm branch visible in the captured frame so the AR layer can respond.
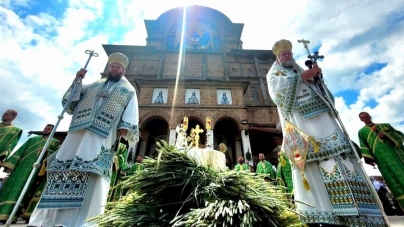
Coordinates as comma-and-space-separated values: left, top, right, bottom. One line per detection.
91, 140, 305, 227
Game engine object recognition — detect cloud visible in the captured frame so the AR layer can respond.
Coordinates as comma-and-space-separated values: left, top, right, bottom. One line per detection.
0, 0, 31, 8
1, 0, 403, 179
0, 0, 109, 149
278, 0, 404, 147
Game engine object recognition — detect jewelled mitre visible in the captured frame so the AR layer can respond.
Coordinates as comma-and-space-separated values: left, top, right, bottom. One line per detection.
272, 39, 292, 57
107, 52, 129, 70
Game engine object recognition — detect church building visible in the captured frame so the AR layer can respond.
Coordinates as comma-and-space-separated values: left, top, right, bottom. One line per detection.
101, 5, 282, 169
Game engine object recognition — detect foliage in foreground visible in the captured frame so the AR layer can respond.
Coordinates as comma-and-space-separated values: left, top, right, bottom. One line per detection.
92, 141, 305, 227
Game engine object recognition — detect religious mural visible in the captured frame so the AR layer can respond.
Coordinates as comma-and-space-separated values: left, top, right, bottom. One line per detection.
185, 89, 200, 104
216, 89, 232, 105
186, 25, 212, 50
152, 88, 168, 104
166, 22, 218, 51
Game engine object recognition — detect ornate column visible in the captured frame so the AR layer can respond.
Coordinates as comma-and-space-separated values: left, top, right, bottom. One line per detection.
235, 135, 242, 157
168, 128, 177, 146
205, 130, 214, 149
205, 117, 213, 149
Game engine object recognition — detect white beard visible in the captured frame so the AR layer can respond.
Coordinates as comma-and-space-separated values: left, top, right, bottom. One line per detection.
280, 59, 304, 73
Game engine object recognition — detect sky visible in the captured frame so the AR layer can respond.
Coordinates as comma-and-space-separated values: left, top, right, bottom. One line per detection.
1, 0, 404, 176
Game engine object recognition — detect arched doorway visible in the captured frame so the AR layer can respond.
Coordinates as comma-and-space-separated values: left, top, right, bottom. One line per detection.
140, 118, 169, 157
183, 117, 206, 148
248, 126, 282, 168
213, 118, 239, 169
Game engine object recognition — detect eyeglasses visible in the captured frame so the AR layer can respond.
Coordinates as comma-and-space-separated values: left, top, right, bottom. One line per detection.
280, 52, 293, 57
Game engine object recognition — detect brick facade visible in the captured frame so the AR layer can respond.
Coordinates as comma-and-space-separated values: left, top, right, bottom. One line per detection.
102, 5, 283, 164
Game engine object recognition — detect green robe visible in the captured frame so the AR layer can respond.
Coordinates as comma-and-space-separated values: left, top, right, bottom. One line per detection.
0, 135, 59, 221
108, 143, 129, 202
256, 160, 276, 180
234, 163, 250, 171
358, 123, 404, 212
0, 123, 22, 160
276, 153, 293, 193
22, 176, 46, 219
22, 137, 61, 220
129, 162, 145, 173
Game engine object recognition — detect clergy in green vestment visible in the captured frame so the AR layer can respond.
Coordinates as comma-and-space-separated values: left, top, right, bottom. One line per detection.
358, 112, 404, 212
0, 124, 59, 223
234, 155, 250, 171
0, 109, 23, 161
256, 153, 276, 180
129, 155, 145, 173
108, 143, 129, 202
22, 175, 47, 222
276, 152, 293, 194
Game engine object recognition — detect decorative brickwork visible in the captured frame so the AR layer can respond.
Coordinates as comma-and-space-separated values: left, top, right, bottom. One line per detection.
202, 88, 220, 106
145, 61, 159, 74
228, 63, 241, 77
138, 86, 155, 105
246, 107, 279, 125
103, 5, 280, 157
128, 58, 160, 74
230, 88, 244, 106
244, 86, 263, 105
207, 55, 224, 78
227, 56, 236, 62
132, 54, 160, 60
140, 110, 171, 128
235, 57, 254, 64
163, 53, 179, 76
128, 60, 143, 74
184, 54, 202, 77
138, 85, 245, 107
241, 64, 256, 77
226, 43, 239, 52
258, 66, 269, 77
140, 108, 247, 131
256, 58, 271, 64
167, 86, 180, 105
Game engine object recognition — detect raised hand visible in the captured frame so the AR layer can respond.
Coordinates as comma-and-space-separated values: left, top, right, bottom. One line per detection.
76, 68, 87, 80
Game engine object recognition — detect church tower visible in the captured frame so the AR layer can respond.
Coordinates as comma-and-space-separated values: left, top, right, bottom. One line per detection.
102, 5, 282, 169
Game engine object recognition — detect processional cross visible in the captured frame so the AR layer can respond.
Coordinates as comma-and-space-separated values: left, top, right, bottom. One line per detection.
297, 39, 324, 64
188, 124, 204, 148
298, 39, 326, 95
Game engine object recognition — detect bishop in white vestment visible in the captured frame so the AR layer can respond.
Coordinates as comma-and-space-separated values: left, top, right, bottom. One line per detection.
267, 39, 387, 226
29, 52, 139, 227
